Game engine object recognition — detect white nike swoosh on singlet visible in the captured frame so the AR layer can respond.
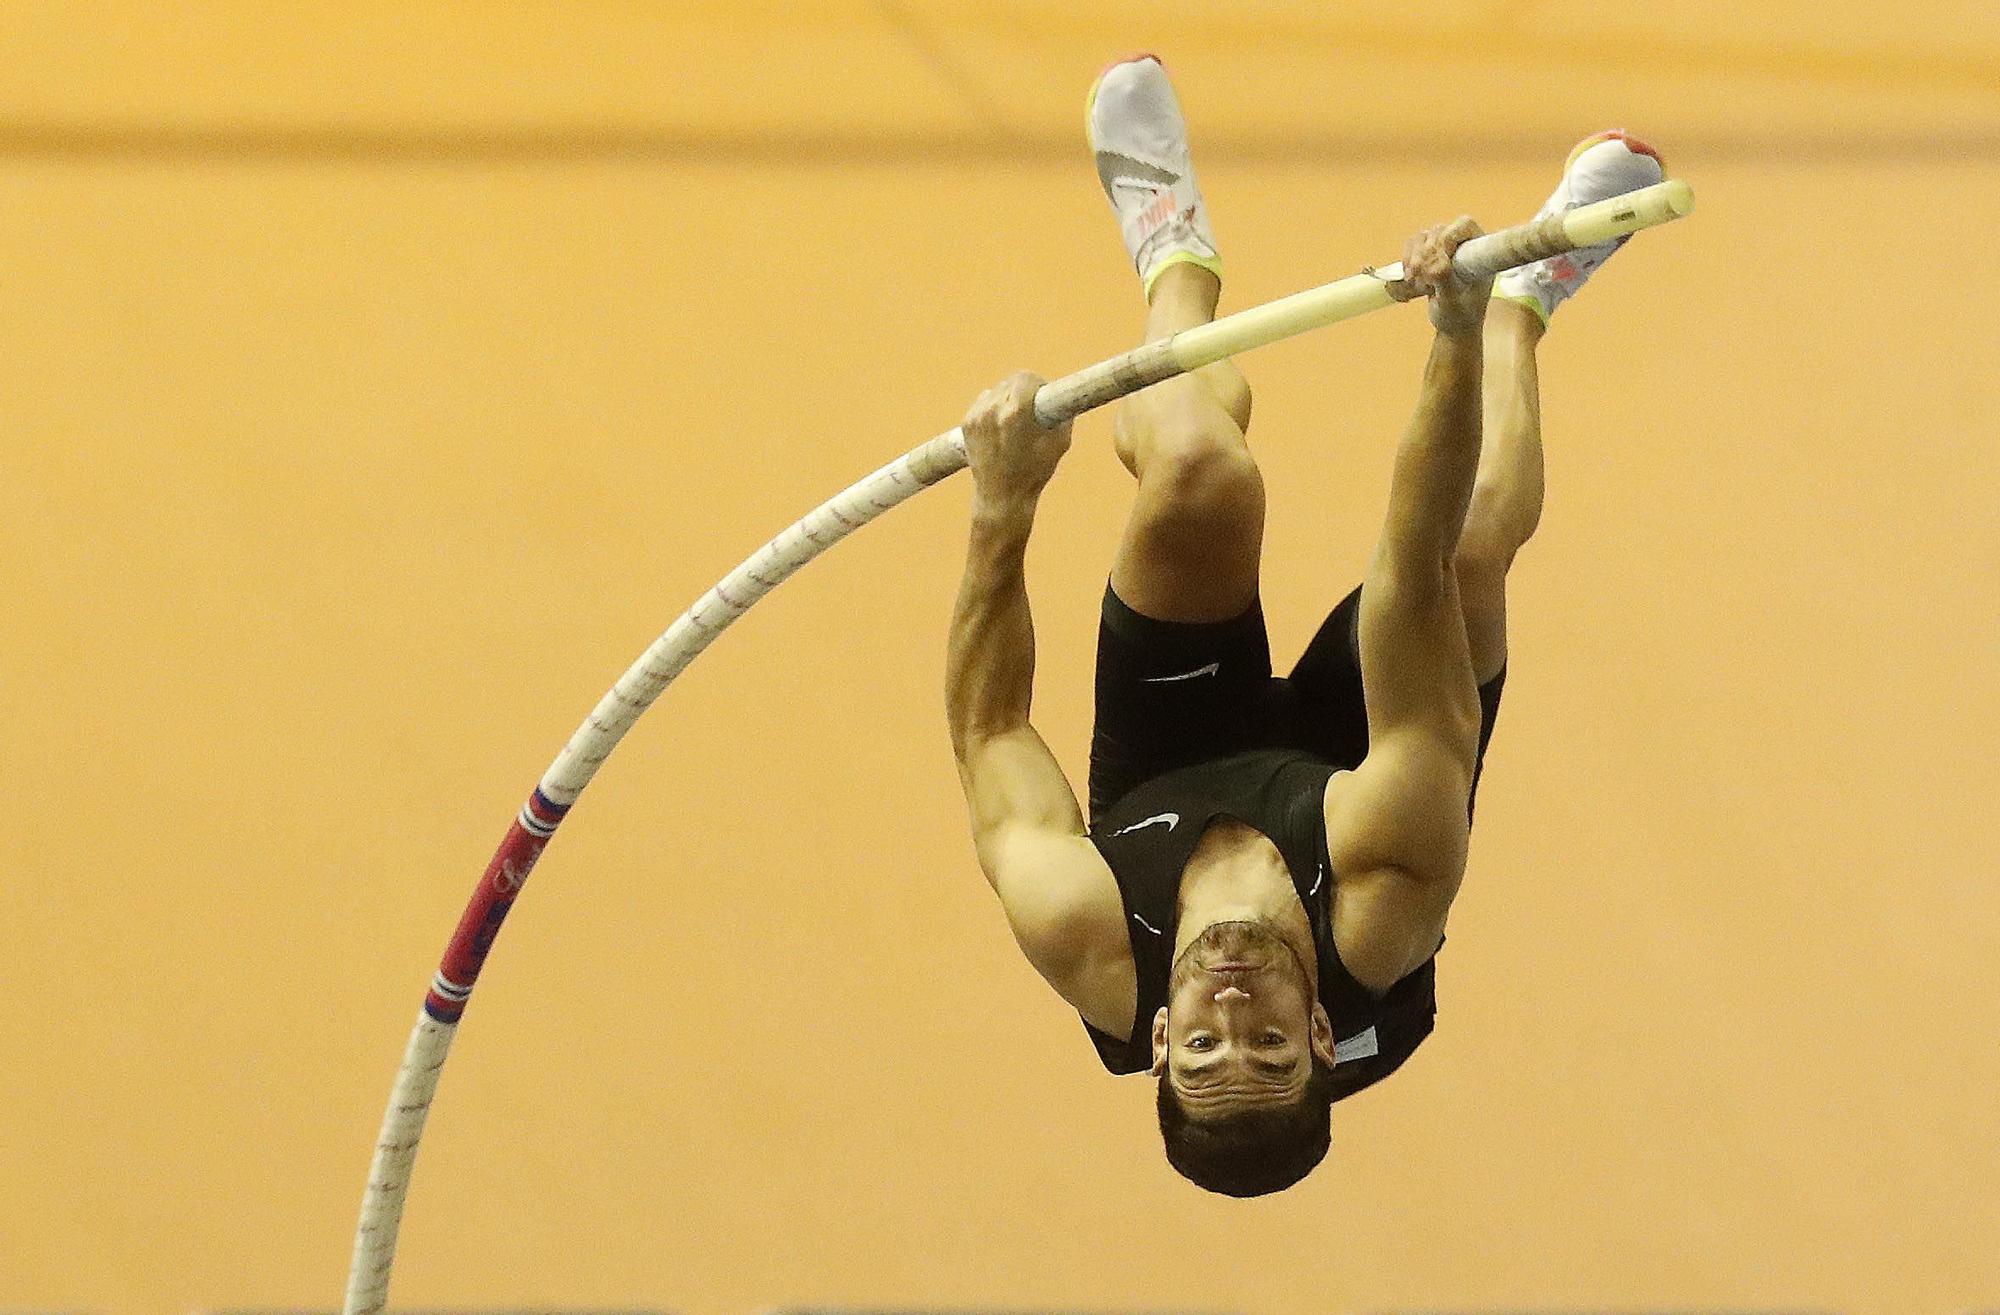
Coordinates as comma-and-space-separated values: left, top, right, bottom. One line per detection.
1141, 662, 1220, 684
1111, 811, 1179, 836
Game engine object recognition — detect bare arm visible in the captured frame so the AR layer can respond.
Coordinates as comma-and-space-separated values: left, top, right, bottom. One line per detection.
946, 376, 1123, 993
945, 471, 1055, 781
1351, 325, 1488, 778
1326, 220, 1493, 980
946, 486, 1083, 842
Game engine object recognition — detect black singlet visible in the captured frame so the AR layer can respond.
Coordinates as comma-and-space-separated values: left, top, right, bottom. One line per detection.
1083, 747, 1438, 1101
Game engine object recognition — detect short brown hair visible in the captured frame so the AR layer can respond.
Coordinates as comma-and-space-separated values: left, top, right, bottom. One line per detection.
1156, 1058, 1338, 1196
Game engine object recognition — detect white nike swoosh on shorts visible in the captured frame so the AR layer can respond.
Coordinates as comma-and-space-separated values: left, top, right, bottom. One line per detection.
1141, 661, 1219, 684
1111, 812, 1179, 836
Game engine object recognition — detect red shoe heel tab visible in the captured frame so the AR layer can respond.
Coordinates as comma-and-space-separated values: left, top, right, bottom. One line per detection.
1597, 128, 1666, 173
1097, 51, 1166, 78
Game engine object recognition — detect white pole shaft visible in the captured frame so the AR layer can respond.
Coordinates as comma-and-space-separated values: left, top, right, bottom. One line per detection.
344, 1013, 456, 1315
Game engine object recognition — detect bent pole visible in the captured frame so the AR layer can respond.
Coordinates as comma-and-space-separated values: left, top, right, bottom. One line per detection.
343, 177, 1692, 1314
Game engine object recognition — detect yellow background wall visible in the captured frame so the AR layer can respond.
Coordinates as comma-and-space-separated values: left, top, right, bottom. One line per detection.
2, 6, 1995, 1314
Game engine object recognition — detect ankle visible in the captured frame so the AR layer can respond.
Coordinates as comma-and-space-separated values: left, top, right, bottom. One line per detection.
1488, 296, 1546, 348
1146, 259, 1221, 319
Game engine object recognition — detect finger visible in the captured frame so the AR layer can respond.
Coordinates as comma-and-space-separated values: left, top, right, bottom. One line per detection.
1436, 217, 1484, 270
1417, 229, 1453, 286
1412, 251, 1444, 292
1401, 242, 1430, 291
1403, 232, 1428, 276
1006, 372, 1043, 415
1422, 235, 1450, 278
966, 386, 998, 429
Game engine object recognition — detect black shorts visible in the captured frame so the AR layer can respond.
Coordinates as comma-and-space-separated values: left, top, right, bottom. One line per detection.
1087, 583, 1507, 822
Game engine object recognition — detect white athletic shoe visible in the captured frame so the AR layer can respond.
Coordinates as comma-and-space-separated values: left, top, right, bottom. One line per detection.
1086, 54, 1223, 299
1495, 130, 1666, 325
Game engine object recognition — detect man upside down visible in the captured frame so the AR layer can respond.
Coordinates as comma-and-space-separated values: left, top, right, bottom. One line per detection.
944, 55, 1665, 1195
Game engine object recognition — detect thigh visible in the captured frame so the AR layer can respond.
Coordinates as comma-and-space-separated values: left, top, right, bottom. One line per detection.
1453, 551, 1511, 687
1467, 668, 1507, 822
1281, 584, 1372, 769
1107, 443, 1266, 624
1284, 583, 1508, 814
1087, 584, 1274, 821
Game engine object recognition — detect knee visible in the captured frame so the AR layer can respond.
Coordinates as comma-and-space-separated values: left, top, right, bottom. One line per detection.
1452, 524, 1513, 656
1455, 484, 1529, 580
1459, 478, 1538, 562
1451, 533, 1513, 597
1198, 360, 1253, 433
1141, 426, 1263, 526
1452, 543, 1511, 686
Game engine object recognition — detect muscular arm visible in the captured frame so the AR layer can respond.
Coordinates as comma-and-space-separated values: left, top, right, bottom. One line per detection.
946, 378, 1122, 996
1377, 331, 1485, 575
945, 487, 1084, 842
1325, 221, 1492, 984
1352, 329, 1487, 778
946, 490, 1044, 763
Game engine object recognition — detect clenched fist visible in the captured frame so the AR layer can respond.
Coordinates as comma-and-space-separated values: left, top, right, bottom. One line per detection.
1398, 215, 1493, 338
962, 372, 1074, 504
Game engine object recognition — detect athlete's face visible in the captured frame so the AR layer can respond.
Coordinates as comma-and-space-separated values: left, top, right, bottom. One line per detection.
1151, 920, 1335, 1114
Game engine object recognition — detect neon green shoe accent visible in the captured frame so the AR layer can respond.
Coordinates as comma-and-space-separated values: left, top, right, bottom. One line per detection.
1493, 287, 1554, 327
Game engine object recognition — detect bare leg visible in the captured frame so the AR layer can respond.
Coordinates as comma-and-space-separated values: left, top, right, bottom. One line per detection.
1454, 298, 1547, 685
1108, 262, 1263, 623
